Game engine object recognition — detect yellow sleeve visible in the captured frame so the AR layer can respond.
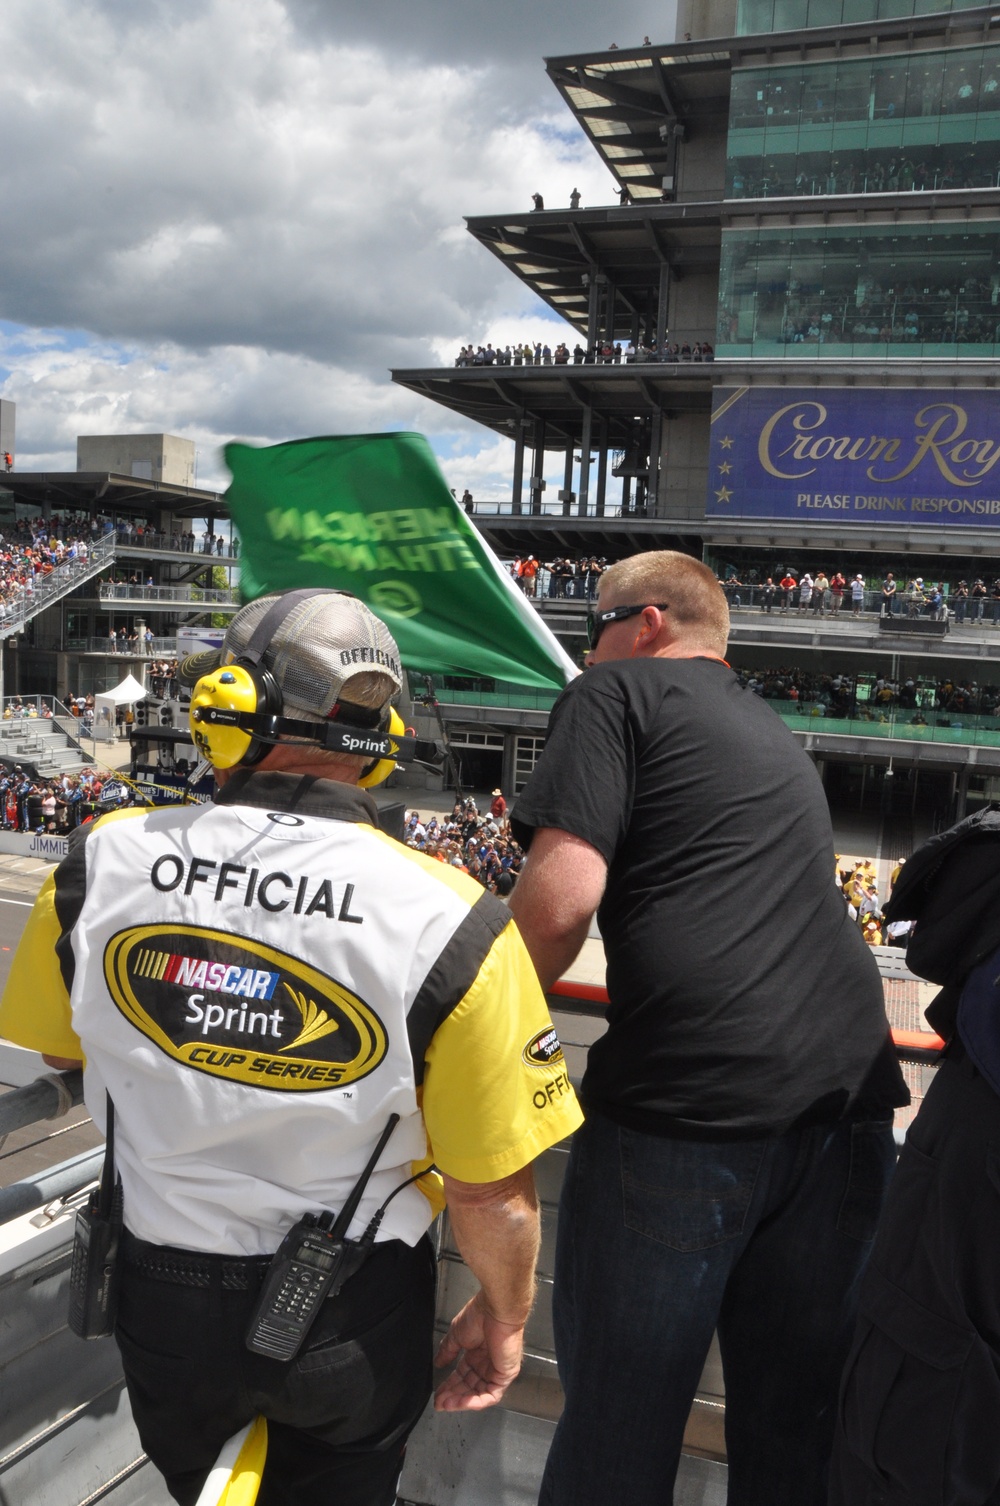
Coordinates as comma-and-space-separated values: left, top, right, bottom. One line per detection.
422, 919, 583, 1182
0, 873, 82, 1059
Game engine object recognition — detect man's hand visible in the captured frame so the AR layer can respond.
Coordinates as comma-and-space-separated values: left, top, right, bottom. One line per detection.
433, 1291, 525, 1411
435, 1166, 540, 1412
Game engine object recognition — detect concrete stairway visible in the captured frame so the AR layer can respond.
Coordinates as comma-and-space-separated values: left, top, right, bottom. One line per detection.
0, 719, 95, 777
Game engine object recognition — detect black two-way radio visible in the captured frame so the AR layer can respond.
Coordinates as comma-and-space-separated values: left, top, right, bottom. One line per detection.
246, 1114, 409, 1362
68, 1097, 123, 1339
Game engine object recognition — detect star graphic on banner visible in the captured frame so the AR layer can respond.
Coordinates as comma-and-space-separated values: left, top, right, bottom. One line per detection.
719, 436, 734, 449
718, 461, 732, 475
715, 486, 734, 503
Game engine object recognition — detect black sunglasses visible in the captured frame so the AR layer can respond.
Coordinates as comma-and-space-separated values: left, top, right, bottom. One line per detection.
586, 602, 670, 649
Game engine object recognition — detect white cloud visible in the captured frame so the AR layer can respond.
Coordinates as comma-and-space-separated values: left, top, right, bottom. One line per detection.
0, 0, 669, 478
0, 331, 498, 489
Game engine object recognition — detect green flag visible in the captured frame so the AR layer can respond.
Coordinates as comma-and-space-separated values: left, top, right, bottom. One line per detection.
223, 432, 578, 691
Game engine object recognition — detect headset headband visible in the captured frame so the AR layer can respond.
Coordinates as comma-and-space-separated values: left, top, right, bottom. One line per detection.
236, 588, 341, 671
192, 702, 436, 763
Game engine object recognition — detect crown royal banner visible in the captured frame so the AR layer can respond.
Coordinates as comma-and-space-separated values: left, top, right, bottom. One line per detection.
223, 433, 578, 692
708, 386, 1000, 525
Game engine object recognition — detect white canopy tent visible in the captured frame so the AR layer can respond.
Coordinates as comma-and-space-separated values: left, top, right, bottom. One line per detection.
94, 674, 147, 745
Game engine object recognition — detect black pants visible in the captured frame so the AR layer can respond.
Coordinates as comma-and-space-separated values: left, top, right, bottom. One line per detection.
832, 1053, 1000, 1505
115, 1232, 436, 1506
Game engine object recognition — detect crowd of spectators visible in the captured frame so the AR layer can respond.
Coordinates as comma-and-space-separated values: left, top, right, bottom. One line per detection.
735, 664, 1000, 722
147, 660, 179, 698
403, 793, 523, 897
0, 517, 101, 624
510, 556, 605, 599
0, 765, 121, 833
719, 264, 1000, 350
721, 569, 1000, 622
454, 338, 714, 367
779, 271, 997, 348
729, 145, 1000, 203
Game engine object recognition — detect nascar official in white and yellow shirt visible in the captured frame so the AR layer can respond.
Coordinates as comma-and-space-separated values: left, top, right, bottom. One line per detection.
0, 587, 583, 1506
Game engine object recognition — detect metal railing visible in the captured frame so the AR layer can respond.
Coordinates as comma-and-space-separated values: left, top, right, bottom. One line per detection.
769, 703, 1000, 749
91, 583, 239, 606
0, 997, 942, 1229
716, 584, 987, 619
116, 534, 239, 559
66, 636, 181, 656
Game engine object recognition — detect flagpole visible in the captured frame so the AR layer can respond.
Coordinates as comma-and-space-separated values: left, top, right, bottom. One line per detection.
421, 676, 463, 798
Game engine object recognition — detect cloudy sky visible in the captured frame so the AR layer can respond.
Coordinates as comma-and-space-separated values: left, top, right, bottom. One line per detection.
0, 0, 676, 500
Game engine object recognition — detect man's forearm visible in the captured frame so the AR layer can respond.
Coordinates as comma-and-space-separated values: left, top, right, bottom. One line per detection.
442, 1166, 540, 1323
509, 827, 607, 992
507, 908, 593, 995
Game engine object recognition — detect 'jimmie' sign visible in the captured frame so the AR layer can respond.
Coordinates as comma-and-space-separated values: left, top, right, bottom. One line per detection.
707, 387, 1000, 526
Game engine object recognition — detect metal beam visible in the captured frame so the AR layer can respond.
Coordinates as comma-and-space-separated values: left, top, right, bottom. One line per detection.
651, 58, 680, 120
578, 406, 593, 517
562, 443, 575, 516
530, 419, 547, 516
512, 426, 525, 515
471, 225, 587, 268
551, 68, 670, 120
648, 408, 664, 514
595, 419, 609, 517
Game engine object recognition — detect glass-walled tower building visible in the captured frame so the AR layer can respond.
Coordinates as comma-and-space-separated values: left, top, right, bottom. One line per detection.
719, 3, 1000, 359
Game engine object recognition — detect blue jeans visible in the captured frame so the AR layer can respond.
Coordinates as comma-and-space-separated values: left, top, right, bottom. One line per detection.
538, 1110, 895, 1506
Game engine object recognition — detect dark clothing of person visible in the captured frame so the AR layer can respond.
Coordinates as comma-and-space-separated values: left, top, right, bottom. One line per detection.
512, 659, 906, 1139
833, 807, 1000, 1503
117, 1231, 435, 1506
832, 1049, 1000, 1506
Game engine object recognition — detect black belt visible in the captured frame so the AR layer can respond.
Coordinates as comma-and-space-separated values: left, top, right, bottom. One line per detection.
121, 1229, 273, 1291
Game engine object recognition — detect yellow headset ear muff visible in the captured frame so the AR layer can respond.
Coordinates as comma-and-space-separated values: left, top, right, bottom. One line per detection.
189, 665, 262, 770
357, 706, 405, 788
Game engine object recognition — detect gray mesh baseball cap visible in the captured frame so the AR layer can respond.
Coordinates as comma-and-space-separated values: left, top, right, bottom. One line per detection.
181, 590, 401, 718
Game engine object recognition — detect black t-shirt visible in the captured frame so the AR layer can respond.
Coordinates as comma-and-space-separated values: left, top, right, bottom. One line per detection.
512, 658, 907, 1138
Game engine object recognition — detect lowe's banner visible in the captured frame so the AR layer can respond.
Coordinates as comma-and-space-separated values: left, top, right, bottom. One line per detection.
707, 387, 1000, 526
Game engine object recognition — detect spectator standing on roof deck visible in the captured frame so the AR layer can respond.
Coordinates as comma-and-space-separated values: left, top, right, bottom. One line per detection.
812, 572, 830, 615
953, 580, 969, 623
778, 572, 797, 613
971, 578, 987, 619
798, 571, 814, 614
829, 571, 846, 613
851, 574, 865, 614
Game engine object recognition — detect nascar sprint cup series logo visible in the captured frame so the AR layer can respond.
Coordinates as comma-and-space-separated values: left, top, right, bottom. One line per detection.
104, 925, 388, 1091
